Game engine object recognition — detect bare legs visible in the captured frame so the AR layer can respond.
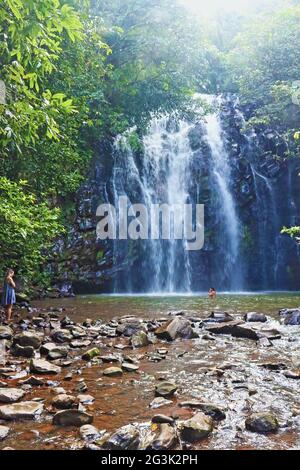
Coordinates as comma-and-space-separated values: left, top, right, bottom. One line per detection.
5, 304, 12, 322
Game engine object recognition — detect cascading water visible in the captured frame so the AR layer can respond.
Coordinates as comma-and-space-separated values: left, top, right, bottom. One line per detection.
105, 94, 300, 293
112, 117, 194, 293
202, 96, 242, 289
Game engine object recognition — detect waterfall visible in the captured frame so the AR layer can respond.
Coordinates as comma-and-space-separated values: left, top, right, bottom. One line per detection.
111, 117, 194, 293
202, 96, 242, 289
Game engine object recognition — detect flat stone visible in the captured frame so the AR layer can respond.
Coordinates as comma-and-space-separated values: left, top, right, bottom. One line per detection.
103, 367, 123, 377
20, 376, 44, 386
99, 355, 119, 363
77, 394, 95, 404
179, 401, 226, 420
121, 362, 139, 372
53, 409, 93, 426
0, 388, 25, 403
205, 320, 260, 340
203, 312, 234, 324
150, 397, 173, 409
70, 339, 91, 349
245, 412, 279, 433
155, 317, 197, 341
155, 381, 178, 398
30, 359, 61, 375
151, 414, 175, 425
0, 401, 43, 420
179, 412, 213, 442
51, 329, 73, 343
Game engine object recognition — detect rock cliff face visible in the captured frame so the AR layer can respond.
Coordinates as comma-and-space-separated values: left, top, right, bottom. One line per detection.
50, 94, 300, 294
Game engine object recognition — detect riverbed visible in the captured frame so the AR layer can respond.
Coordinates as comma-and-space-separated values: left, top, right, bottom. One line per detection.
1, 293, 300, 450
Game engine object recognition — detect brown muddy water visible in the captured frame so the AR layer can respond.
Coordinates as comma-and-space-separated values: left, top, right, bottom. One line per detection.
1, 293, 300, 450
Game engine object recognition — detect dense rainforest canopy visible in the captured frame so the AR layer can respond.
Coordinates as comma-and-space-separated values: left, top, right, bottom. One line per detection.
1, 0, 300, 290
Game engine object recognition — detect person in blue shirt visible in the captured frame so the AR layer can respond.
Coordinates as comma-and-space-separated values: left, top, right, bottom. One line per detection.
2, 269, 16, 322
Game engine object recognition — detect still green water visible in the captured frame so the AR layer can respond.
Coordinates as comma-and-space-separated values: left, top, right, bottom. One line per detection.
34, 292, 300, 322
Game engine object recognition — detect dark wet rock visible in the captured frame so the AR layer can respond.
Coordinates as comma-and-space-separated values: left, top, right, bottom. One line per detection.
30, 359, 61, 375
151, 414, 175, 425
131, 331, 150, 348
53, 409, 93, 426
82, 348, 101, 361
244, 312, 267, 323
260, 362, 287, 371
121, 362, 139, 372
102, 424, 140, 450
80, 424, 101, 442
10, 343, 34, 358
20, 376, 44, 386
205, 320, 260, 340
179, 412, 213, 442
70, 326, 87, 338
0, 388, 25, 403
0, 326, 13, 340
155, 381, 178, 398
0, 401, 43, 420
151, 423, 178, 450
245, 412, 279, 433
51, 329, 73, 343
0, 425, 10, 441
155, 317, 197, 341
203, 312, 234, 324
60, 316, 75, 327
150, 397, 173, 409
117, 321, 145, 337
13, 332, 42, 349
52, 394, 76, 409
103, 367, 123, 377
179, 401, 226, 421
283, 370, 300, 379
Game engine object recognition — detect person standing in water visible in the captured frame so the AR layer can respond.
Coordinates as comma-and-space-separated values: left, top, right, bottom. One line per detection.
208, 287, 217, 299
2, 269, 16, 322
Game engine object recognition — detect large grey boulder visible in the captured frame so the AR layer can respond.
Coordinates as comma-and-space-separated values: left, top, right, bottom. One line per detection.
279, 308, 300, 325
155, 317, 197, 341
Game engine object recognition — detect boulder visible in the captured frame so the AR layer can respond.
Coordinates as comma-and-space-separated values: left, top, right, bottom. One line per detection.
103, 367, 123, 377
102, 424, 140, 450
52, 394, 76, 409
279, 308, 300, 326
151, 423, 178, 450
244, 312, 267, 323
0, 425, 10, 441
0, 388, 25, 403
117, 321, 145, 337
13, 332, 42, 349
30, 359, 61, 375
155, 381, 178, 398
131, 331, 150, 348
10, 343, 34, 358
179, 412, 213, 442
0, 401, 43, 420
0, 326, 13, 340
155, 317, 197, 341
53, 409, 93, 426
245, 412, 279, 433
